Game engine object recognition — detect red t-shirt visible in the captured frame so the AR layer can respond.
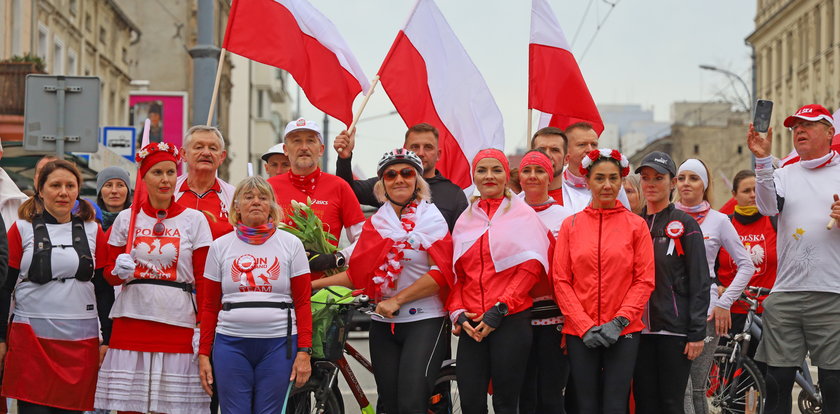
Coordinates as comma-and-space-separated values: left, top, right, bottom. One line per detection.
548, 187, 564, 206
176, 180, 233, 239
268, 171, 365, 246
717, 214, 777, 314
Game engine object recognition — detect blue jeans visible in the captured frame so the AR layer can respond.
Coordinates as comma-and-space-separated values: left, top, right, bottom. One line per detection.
212, 333, 297, 414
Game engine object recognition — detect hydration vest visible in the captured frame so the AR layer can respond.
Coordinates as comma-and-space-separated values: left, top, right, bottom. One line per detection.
28, 214, 94, 284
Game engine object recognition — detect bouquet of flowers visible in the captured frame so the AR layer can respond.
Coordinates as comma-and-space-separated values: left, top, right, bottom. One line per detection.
278, 198, 344, 274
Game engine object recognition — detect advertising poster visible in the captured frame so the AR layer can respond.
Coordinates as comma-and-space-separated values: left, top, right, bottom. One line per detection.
129, 91, 188, 153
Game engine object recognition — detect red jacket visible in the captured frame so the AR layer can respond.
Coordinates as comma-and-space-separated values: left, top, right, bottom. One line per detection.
553, 203, 655, 337
448, 199, 543, 316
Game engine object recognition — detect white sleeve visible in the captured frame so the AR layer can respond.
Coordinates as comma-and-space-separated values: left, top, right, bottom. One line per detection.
716, 220, 756, 309
203, 242, 222, 282
193, 213, 214, 249
754, 156, 781, 216
108, 211, 129, 246
289, 238, 310, 278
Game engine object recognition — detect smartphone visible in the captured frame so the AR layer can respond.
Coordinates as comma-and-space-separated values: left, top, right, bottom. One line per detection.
753, 100, 773, 133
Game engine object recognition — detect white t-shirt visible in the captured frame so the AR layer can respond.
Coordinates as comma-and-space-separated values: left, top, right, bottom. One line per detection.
204, 231, 309, 338
375, 242, 447, 324
108, 207, 213, 328
12, 219, 102, 320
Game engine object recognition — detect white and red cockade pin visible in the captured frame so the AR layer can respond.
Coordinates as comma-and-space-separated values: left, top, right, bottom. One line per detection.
665, 220, 685, 256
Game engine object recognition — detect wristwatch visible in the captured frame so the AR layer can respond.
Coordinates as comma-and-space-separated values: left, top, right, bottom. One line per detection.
298, 347, 313, 355
335, 252, 346, 268
494, 302, 509, 316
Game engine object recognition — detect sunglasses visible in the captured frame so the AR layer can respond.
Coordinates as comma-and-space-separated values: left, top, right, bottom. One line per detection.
382, 167, 417, 181
153, 210, 167, 236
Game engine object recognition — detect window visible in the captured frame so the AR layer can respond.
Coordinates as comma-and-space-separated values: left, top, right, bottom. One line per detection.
69, 0, 78, 16
99, 26, 107, 44
257, 90, 266, 118
693, 144, 699, 155
11, 0, 22, 55
85, 13, 91, 32
122, 47, 128, 64
67, 50, 77, 76
37, 24, 48, 60
84, 66, 90, 76
737, 145, 743, 154
815, 6, 821, 52
53, 37, 64, 74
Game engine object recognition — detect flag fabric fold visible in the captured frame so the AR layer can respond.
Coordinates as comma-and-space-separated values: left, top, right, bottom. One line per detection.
378, 0, 505, 189
223, 0, 369, 126
529, 0, 604, 135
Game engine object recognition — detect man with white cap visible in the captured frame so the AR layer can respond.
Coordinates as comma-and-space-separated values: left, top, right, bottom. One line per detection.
0, 139, 28, 229
262, 143, 291, 177
268, 118, 365, 275
747, 104, 840, 414
176, 125, 235, 239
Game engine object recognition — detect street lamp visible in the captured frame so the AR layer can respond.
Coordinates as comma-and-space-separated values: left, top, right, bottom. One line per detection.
699, 64, 752, 112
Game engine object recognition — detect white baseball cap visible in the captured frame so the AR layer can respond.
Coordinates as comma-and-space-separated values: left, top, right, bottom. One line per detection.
261, 143, 286, 162
284, 118, 323, 143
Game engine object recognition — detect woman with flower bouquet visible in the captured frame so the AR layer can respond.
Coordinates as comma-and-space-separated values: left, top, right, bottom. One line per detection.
552, 149, 655, 413
95, 142, 214, 413
311, 149, 454, 413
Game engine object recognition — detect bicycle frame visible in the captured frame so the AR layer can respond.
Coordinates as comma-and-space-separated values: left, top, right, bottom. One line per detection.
336, 342, 376, 414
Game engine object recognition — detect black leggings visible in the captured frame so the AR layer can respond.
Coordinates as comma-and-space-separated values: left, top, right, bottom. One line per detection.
765, 366, 840, 414
16, 401, 81, 414
456, 310, 532, 414
369, 317, 448, 414
519, 324, 569, 414
633, 334, 692, 414
566, 332, 640, 414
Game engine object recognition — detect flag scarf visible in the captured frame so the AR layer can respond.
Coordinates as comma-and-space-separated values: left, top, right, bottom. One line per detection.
529, 0, 604, 134
378, 0, 505, 189
223, 0, 370, 126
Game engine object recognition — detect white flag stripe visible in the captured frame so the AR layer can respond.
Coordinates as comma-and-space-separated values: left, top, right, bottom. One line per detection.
530, 0, 572, 51
402, 0, 505, 163
274, 0, 370, 91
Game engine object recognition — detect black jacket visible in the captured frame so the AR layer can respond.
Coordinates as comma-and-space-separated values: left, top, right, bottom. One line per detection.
641, 203, 710, 342
335, 155, 468, 232
0, 215, 7, 287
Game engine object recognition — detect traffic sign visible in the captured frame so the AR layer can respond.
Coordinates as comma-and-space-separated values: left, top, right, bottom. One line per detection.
23, 75, 100, 156
102, 126, 136, 162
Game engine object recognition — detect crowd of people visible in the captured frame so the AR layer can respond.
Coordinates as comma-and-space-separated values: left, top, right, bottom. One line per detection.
0, 102, 837, 414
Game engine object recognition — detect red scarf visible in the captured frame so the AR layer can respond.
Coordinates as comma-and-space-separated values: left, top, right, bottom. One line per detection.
564, 169, 587, 189
289, 168, 321, 196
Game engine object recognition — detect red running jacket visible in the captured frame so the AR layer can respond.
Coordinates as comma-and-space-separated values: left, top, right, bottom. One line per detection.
553, 203, 656, 337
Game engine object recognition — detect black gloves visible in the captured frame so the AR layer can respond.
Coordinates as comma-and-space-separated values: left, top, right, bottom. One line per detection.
306, 250, 337, 272
481, 305, 505, 329
583, 316, 630, 348
582, 326, 609, 348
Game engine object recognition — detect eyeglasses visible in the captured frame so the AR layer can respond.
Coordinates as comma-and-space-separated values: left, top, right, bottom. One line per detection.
153, 210, 167, 236
382, 168, 417, 181
788, 120, 833, 131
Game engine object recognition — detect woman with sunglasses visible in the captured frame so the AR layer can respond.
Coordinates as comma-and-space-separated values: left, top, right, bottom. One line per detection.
449, 149, 550, 414
95, 142, 214, 413
0, 160, 113, 413
198, 176, 313, 413
515, 149, 572, 414
312, 149, 454, 413
553, 149, 655, 414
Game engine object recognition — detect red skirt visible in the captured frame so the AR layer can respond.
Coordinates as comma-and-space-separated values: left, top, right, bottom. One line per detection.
1, 321, 99, 411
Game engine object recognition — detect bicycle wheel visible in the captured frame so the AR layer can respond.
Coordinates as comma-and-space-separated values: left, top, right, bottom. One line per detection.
289, 383, 343, 414
706, 345, 766, 414
428, 365, 460, 414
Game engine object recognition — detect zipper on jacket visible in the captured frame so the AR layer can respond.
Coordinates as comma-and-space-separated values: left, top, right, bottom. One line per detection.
598, 210, 603, 324
479, 228, 486, 311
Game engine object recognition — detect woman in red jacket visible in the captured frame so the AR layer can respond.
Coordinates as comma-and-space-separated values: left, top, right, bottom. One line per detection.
449, 149, 551, 414
717, 170, 777, 345
553, 149, 656, 414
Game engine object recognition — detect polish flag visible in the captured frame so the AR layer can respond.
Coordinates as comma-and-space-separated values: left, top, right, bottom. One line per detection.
378, 0, 505, 189
529, 0, 604, 135
223, 0, 370, 126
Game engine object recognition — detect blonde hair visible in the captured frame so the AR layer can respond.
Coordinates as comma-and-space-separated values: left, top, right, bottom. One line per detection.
676, 158, 715, 205
228, 176, 283, 226
373, 175, 432, 205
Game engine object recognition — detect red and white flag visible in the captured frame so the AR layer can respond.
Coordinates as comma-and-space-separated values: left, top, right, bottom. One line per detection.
223, 0, 370, 126
529, 0, 604, 135
378, 0, 505, 189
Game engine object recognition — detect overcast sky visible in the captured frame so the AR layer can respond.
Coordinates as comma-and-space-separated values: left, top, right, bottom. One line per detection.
288, 0, 756, 177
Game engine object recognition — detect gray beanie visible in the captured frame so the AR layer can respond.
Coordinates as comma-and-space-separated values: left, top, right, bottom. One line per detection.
96, 166, 131, 195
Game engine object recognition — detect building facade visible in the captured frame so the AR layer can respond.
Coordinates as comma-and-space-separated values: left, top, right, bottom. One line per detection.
746, 0, 840, 157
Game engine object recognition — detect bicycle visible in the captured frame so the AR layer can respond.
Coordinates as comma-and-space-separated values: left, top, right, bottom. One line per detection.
705, 286, 824, 414
288, 288, 459, 414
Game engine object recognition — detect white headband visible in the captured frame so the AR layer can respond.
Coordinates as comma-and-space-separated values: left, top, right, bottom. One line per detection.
678, 159, 708, 190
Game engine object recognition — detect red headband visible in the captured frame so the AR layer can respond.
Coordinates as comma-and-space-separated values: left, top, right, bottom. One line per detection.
137, 142, 181, 177
472, 148, 510, 177
519, 151, 554, 176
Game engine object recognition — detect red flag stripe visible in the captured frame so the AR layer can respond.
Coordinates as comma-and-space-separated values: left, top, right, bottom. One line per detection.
378, 32, 472, 188
223, 0, 364, 126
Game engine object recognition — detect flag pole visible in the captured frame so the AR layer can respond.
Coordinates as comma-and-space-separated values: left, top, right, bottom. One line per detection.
125, 119, 152, 253
527, 108, 533, 147
347, 75, 381, 133
206, 48, 228, 126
